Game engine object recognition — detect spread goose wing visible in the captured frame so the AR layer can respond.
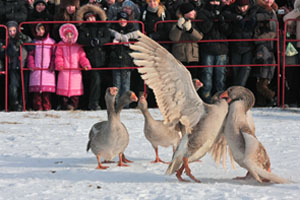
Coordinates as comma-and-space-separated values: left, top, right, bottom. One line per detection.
130, 31, 203, 132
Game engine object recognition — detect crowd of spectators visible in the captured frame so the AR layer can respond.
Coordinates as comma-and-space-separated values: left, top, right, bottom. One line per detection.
0, 0, 299, 112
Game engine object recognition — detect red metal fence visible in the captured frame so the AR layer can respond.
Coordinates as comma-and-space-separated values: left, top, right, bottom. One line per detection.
0, 19, 296, 111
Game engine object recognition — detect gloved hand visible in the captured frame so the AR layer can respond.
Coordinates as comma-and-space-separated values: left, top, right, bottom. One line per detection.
90, 38, 100, 47
236, 15, 243, 21
120, 34, 129, 42
183, 20, 192, 31
113, 32, 122, 41
177, 17, 185, 29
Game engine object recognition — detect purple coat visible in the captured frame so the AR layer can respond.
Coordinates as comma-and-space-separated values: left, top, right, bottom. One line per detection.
27, 35, 56, 93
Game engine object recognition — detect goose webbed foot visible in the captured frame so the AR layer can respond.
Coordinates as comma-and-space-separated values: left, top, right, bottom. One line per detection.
151, 148, 170, 164
183, 157, 201, 183
96, 155, 109, 169
118, 153, 130, 167
176, 164, 190, 182
122, 153, 133, 163
151, 157, 170, 164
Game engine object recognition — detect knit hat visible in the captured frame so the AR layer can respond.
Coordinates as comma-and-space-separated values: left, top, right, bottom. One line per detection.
236, 0, 250, 6
6, 21, 18, 29
179, 3, 195, 15
59, 23, 78, 44
122, 0, 135, 9
117, 11, 129, 20
34, 0, 47, 7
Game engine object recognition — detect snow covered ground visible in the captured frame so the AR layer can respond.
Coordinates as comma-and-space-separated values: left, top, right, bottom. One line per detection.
0, 107, 299, 200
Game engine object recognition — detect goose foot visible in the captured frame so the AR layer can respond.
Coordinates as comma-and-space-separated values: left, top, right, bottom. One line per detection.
183, 157, 201, 183
176, 164, 190, 182
152, 148, 170, 164
118, 153, 130, 167
102, 160, 115, 163
122, 154, 133, 163
96, 155, 109, 169
96, 165, 109, 170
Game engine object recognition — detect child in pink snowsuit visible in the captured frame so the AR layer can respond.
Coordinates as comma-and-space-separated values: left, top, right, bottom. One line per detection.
27, 23, 56, 111
55, 23, 91, 110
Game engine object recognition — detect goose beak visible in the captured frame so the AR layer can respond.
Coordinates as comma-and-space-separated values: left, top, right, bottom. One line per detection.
110, 87, 118, 95
130, 92, 138, 102
220, 91, 232, 103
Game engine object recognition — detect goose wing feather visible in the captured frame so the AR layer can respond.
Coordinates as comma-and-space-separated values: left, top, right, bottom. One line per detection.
130, 31, 203, 132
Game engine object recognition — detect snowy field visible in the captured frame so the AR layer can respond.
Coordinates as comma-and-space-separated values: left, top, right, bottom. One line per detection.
0, 107, 299, 200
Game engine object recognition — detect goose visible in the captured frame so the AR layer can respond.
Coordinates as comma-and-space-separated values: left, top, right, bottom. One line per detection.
220, 86, 291, 184
130, 31, 228, 182
87, 87, 138, 169
137, 79, 203, 164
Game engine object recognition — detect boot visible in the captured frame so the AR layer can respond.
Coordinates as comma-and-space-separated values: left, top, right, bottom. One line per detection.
256, 78, 275, 101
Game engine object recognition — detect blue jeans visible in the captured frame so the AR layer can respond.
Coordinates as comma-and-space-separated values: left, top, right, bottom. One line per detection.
200, 53, 227, 103
113, 69, 131, 107
231, 51, 252, 87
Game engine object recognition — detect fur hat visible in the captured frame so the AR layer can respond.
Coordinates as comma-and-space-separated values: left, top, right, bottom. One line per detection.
60, 0, 80, 9
76, 4, 107, 25
179, 3, 194, 15
59, 23, 78, 43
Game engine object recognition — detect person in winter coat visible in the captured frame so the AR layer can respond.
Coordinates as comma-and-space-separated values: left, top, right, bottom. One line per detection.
27, 23, 56, 111
252, 0, 278, 106
283, 0, 300, 107
169, 3, 203, 79
0, 0, 28, 24
197, 0, 231, 103
24, 0, 54, 39
76, 4, 111, 110
223, 0, 258, 87
55, 23, 91, 110
109, 11, 139, 107
107, 0, 140, 22
53, 0, 80, 42
6, 21, 34, 111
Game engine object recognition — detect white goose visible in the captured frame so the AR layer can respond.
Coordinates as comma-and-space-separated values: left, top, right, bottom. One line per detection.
130, 32, 228, 182
220, 86, 291, 184
87, 87, 138, 169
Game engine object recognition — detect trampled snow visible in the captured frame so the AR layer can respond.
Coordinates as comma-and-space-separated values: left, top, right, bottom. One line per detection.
0, 107, 299, 200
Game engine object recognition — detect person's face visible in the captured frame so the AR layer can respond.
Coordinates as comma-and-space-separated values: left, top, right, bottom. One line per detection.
66, 32, 73, 43
36, 26, 45, 37
66, 5, 76, 15
123, 6, 133, 15
184, 10, 196, 20
86, 15, 96, 21
210, 1, 220, 5
107, 0, 115, 6
264, 0, 274, 7
8, 27, 17, 38
36, 2, 46, 13
119, 18, 128, 27
148, 0, 159, 9
238, 5, 249, 13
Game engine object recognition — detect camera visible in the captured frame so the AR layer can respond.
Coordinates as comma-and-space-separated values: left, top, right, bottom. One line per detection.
277, 9, 285, 15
